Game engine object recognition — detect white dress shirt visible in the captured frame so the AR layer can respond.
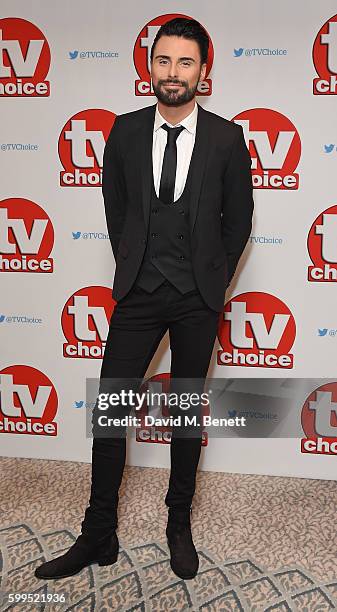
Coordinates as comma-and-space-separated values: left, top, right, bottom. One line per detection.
152, 101, 198, 202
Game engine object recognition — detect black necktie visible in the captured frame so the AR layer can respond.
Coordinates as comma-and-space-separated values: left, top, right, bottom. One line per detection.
159, 124, 185, 204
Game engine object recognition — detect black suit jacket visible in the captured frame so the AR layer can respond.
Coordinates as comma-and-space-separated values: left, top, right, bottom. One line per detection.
102, 102, 254, 312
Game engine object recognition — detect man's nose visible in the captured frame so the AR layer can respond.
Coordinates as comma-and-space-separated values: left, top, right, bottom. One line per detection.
167, 64, 179, 79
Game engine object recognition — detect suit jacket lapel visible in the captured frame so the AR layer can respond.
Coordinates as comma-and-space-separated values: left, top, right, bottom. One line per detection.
188, 103, 209, 234
140, 102, 210, 234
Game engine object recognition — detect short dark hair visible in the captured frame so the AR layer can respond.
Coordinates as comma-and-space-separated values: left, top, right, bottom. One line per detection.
150, 17, 209, 65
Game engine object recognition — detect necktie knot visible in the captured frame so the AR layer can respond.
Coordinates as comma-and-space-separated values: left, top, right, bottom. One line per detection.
161, 123, 185, 145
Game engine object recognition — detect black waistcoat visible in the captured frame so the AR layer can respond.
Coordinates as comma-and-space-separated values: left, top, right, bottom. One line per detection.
135, 150, 198, 293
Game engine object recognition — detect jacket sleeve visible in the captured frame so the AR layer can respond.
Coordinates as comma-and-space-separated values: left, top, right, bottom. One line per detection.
102, 115, 127, 260
222, 124, 254, 287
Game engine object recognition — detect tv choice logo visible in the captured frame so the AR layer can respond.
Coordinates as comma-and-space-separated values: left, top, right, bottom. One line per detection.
0, 17, 50, 97
233, 108, 301, 190
313, 13, 337, 95
307, 205, 337, 282
0, 198, 54, 273
62, 286, 115, 359
301, 382, 337, 455
0, 365, 58, 436
58, 109, 116, 187
134, 13, 214, 96
217, 292, 296, 369
135, 373, 209, 445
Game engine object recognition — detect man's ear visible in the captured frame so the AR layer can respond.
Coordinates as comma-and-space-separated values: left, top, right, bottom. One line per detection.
200, 62, 207, 81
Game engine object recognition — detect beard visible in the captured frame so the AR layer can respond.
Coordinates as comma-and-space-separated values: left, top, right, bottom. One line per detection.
152, 76, 199, 106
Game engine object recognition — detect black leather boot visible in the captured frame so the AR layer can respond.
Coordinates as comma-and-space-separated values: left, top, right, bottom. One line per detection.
34, 530, 119, 580
166, 506, 199, 580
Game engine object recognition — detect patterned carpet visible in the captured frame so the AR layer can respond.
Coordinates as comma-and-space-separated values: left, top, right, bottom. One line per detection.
0, 457, 336, 611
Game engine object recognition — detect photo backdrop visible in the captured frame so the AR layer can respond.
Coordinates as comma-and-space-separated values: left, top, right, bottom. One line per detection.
1, 1, 336, 479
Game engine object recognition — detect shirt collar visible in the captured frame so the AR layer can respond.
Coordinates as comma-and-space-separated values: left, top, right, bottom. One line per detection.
154, 101, 198, 134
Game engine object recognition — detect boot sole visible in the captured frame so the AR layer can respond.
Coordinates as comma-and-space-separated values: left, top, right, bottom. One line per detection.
169, 564, 198, 580
35, 552, 119, 580
98, 551, 119, 566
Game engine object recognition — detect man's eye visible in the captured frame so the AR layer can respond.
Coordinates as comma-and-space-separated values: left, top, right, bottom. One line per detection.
182, 62, 191, 67
159, 59, 168, 64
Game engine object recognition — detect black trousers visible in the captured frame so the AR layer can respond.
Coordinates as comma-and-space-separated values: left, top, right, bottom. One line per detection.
82, 279, 220, 534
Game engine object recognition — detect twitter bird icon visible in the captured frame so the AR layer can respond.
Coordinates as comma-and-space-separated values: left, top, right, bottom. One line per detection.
69, 51, 78, 60
324, 145, 335, 153
324, 144, 334, 153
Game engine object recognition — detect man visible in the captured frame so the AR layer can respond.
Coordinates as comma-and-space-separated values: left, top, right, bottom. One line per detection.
35, 17, 253, 582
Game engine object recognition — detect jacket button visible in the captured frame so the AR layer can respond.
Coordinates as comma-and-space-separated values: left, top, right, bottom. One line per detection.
152, 207, 159, 213
179, 255, 185, 260
178, 234, 184, 239
179, 209, 185, 214
151, 232, 157, 238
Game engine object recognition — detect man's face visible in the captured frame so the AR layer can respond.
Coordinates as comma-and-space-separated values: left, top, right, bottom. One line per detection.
151, 35, 207, 106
